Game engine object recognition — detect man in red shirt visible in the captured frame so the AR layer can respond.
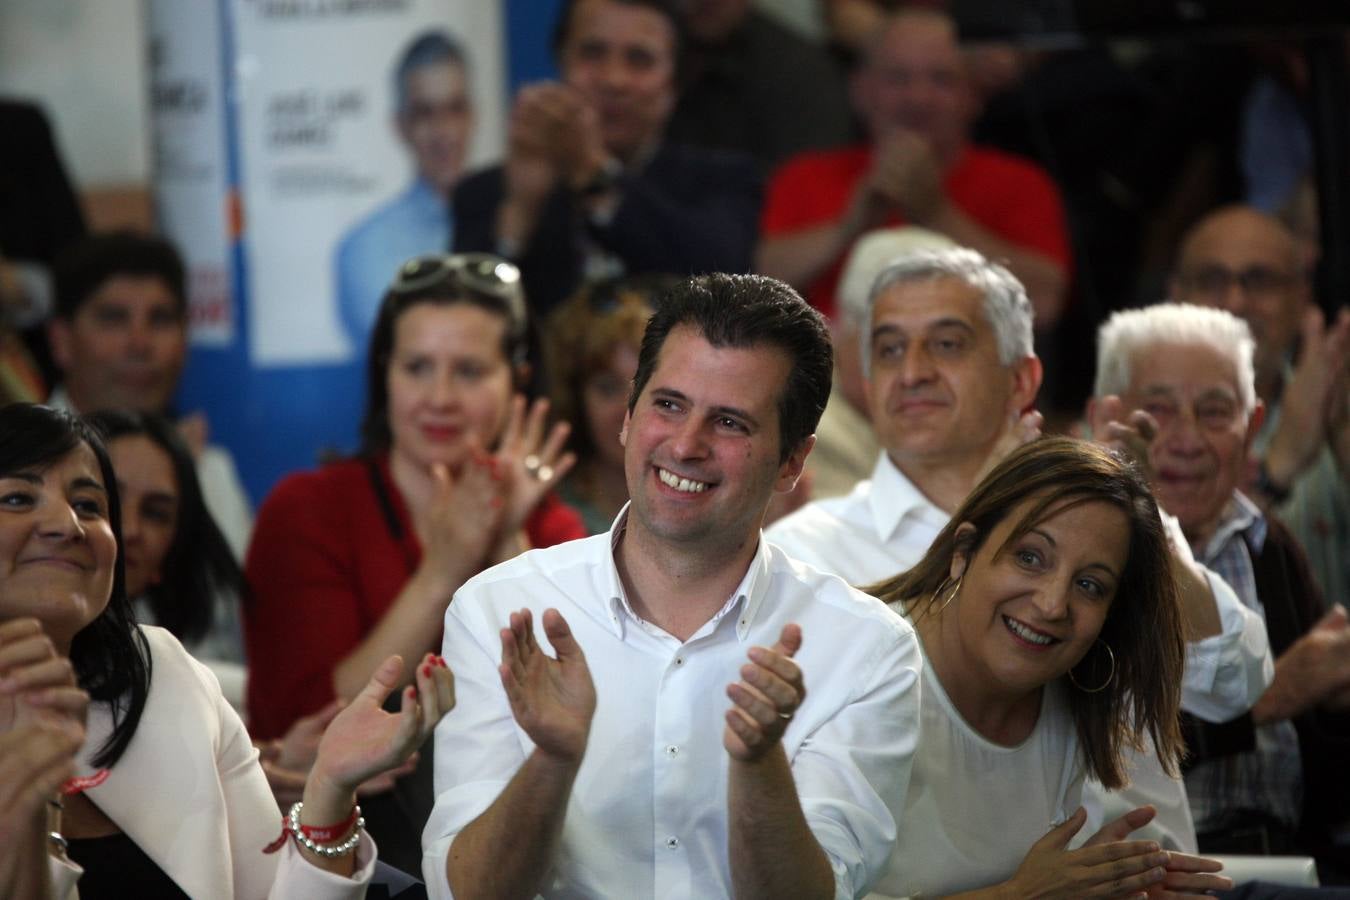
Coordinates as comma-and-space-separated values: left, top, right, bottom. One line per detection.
756, 9, 1070, 327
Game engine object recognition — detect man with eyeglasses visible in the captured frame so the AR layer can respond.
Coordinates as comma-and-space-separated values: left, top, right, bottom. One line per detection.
1171, 205, 1350, 617
1092, 302, 1350, 875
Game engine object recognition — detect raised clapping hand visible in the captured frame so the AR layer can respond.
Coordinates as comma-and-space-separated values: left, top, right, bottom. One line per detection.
494, 397, 576, 539
414, 445, 506, 581
304, 652, 455, 809
972, 408, 1045, 490
499, 608, 596, 763
0, 618, 88, 742
259, 695, 419, 809
723, 624, 806, 762
1005, 806, 1230, 899
1090, 395, 1161, 483
862, 131, 946, 224
1264, 306, 1350, 489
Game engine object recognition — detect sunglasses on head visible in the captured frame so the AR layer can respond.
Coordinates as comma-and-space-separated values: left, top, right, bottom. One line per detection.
390, 253, 527, 335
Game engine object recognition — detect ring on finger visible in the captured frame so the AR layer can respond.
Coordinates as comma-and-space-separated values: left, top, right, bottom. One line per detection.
523, 454, 541, 474
533, 464, 554, 482
777, 711, 793, 721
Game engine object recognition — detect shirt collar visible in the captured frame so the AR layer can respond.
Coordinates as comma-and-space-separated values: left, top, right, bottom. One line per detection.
868, 452, 945, 542
597, 503, 768, 644
1199, 490, 1268, 562
407, 177, 449, 214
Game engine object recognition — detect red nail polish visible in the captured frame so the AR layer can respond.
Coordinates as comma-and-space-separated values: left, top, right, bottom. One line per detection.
422, 664, 431, 677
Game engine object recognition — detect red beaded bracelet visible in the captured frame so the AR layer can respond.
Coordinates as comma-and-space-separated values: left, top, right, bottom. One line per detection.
263, 802, 362, 856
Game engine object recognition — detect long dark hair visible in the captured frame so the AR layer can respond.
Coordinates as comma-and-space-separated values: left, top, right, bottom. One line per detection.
84, 409, 243, 645
869, 437, 1186, 789
0, 403, 151, 768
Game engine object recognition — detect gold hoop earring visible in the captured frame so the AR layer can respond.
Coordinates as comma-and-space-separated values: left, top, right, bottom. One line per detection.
932, 575, 963, 613
1068, 639, 1116, 693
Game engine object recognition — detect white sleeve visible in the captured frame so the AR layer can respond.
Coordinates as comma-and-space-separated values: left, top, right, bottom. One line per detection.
421, 592, 533, 900
1179, 567, 1274, 722
794, 625, 923, 899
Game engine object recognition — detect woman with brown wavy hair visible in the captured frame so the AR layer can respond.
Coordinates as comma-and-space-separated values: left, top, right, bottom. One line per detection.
867, 437, 1229, 899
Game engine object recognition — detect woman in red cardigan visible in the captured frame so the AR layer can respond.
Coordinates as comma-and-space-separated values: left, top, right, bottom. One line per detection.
243, 254, 584, 872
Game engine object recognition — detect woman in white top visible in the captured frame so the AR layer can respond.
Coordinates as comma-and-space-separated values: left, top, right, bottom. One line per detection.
0, 402, 454, 899
869, 437, 1230, 899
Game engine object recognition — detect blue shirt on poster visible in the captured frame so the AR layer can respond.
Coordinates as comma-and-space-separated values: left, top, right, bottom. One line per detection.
336, 178, 452, 347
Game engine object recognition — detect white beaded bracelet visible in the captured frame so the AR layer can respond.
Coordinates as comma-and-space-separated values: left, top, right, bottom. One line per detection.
286, 801, 364, 858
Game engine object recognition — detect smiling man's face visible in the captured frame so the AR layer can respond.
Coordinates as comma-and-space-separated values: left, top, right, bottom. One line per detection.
620, 325, 807, 553
1117, 340, 1261, 545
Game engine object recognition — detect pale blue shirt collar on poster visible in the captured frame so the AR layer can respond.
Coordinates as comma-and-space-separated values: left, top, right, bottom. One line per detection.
597, 503, 770, 645
868, 451, 948, 544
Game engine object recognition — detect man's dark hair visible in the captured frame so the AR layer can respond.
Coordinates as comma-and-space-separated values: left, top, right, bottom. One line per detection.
551, 0, 685, 71
53, 231, 187, 320
394, 29, 469, 114
629, 274, 832, 463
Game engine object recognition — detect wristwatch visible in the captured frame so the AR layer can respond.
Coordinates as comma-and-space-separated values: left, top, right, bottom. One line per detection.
1254, 459, 1291, 504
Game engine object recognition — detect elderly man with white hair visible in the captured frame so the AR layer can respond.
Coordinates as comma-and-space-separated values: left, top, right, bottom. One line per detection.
1090, 302, 1350, 874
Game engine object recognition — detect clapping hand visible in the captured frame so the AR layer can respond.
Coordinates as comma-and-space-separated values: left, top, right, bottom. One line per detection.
1006, 807, 1175, 899
0, 618, 88, 743
499, 608, 596, 764
724, 624, 806, 762
972, 408, 1044, 489
414, 447, 506, 580
1090, 395, 1160, 483
494, 397, 576, 538
1084, 806, 1231, 898
305, 653, 454, 807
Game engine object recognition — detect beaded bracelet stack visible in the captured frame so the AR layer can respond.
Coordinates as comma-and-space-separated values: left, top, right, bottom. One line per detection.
264, 801, 363, 857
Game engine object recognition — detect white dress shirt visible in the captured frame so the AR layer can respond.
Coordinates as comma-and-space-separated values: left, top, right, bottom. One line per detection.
422, 508, 923, 900
765, 453, 949, 589
767, 452, 1273, 854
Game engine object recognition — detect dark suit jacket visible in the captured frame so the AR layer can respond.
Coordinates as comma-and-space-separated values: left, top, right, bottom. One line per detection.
453, 142, 760, 320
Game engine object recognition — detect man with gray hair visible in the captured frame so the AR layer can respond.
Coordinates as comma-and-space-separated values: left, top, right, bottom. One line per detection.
1090, 302, 1350, 872
766, 245, 1043, 581
336, 29, 474, 344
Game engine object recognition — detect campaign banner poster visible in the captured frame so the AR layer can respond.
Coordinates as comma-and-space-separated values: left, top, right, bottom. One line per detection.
147, 0, 235, 346
232, 0, 505, 366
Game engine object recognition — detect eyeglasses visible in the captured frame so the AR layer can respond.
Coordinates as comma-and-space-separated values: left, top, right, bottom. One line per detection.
390, 253, 527, 335
1176, 265, 1296, 299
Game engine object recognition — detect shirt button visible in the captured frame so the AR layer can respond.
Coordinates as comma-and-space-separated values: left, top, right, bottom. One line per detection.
665, 836, 679, 849
674, 656, 684, 666
665, 744, 679, 757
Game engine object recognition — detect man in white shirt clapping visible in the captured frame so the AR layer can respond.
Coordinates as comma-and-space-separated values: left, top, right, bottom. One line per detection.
422, 273, 922, 899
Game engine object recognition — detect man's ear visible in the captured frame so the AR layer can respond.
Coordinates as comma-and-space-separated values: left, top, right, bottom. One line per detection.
47, 317, 73, 373
1245, 399, 1266, 451
1010, 354, 1043, 416
774, 434, 816, 494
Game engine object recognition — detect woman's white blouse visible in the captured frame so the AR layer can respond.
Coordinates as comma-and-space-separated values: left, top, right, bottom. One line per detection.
869, 641, 1084, 899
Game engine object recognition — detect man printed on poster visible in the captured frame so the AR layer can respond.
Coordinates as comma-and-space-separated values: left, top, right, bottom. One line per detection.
335, 29, 474, 346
